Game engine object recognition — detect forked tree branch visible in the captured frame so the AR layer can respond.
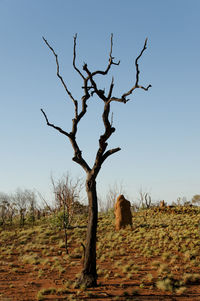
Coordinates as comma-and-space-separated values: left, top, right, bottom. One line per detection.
42, 34, 151, 178
41, 108, 91, 173
89, 37, 151, 177
42, 37, 78, 118
102, 147, 121, 162
91, 33, 120, 77
41, 109, 70, 137
83, 63, 107, 102
121, 38, 151, 100
109, 38, 151, 103
42, 36, 90, 133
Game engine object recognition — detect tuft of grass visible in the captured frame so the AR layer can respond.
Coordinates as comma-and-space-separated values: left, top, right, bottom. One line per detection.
156, 278, 174, 292
36, 287, 57, 300
36, 291, 44, 301
182, 273, 200, 284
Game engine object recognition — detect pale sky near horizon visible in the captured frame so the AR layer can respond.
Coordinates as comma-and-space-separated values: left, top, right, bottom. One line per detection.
0, 0, 200, 205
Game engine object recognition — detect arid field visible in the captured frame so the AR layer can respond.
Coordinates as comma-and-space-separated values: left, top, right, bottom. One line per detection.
0, 206, 200, 301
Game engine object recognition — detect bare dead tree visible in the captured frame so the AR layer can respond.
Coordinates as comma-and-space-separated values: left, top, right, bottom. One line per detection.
144, 193, 152, 209
25, 190, 37, 226
14, 189, 27, 227
51, 173, 84, 254
41, 34, 151, 287
138, 188, 152, 209
51, 173, 83, 221
5, 197, 16, 226
0, 192, 10, 227
37, 190, 55, 216
105, 182, 125, 212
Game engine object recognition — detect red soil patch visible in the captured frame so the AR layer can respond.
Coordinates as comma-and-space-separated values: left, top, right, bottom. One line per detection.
1, 210, 200, 301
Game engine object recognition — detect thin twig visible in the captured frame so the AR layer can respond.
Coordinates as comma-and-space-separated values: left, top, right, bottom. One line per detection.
73, 34, 85, 80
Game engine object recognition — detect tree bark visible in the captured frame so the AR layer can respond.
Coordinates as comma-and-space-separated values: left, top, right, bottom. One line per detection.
78, 174, 98, 287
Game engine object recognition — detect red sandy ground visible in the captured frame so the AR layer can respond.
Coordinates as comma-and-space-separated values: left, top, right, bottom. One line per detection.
0, 243, 200, 301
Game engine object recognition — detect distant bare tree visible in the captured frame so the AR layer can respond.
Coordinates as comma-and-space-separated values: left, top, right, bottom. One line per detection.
105, 182, 125, 212
6, 198, 16, 226
138, 188, 152, 209
51, 173, 84, 254
25, 190, 37, 225
0, 192, 10, 226
51, 174, 83, 221
174, 196, 188, 206
14, 189, 28, 227
37, 190, 55, 216
41, 34, 151, 286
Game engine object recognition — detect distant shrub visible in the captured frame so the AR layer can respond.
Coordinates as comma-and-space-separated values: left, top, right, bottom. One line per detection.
49, 211, 68, 229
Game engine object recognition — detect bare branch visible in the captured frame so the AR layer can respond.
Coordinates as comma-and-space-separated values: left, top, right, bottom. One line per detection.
91, 100, 117, 178
135, 38, 148, 87
109, 96, 129, 104
102, 147, 121, 162
110, 112, 114, 127
91, 146, 121, 179
73, 34, 85, 80
122, 84, 151, 100
83, 63, 107, 102
69, 138, 91, 173
81, 34, 120, 101
42, 34, 150, 181
43, 37, 78, 118
37, 190, 53, 213
89, 38, 151, 179
41, 108, 70, 137
40, 109, 90, 173
107, 77, 114, 99
42, 37, 92, 174
91, 33, 120, 77
120, 38, 151, 100
71, 78, 91, 136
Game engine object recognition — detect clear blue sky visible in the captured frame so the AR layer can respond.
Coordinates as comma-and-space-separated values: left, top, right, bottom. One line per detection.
0, 0, 200, 205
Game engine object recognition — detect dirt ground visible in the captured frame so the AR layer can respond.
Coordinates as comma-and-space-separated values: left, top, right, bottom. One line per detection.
0, 209, 200, 300
0, 254, 200, 301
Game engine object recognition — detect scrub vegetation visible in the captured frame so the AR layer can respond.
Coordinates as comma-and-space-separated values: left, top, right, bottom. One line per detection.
0, 193, 200, 300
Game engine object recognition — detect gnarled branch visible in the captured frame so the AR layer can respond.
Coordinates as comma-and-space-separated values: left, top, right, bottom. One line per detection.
83, 63, 107, 102
121, 38, 151, 100
41, 108, 91, 173
91, 33, 120, 77
43, 37, 78, 118
108, 38, 151, 103
42, 34, 151, 178
41, 109, 70, 138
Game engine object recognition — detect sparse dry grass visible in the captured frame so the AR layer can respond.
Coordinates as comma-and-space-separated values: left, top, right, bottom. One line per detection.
0, 206, 200, 300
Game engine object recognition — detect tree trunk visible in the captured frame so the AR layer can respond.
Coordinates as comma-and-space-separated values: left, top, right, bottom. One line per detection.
78, 175, 98, 287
